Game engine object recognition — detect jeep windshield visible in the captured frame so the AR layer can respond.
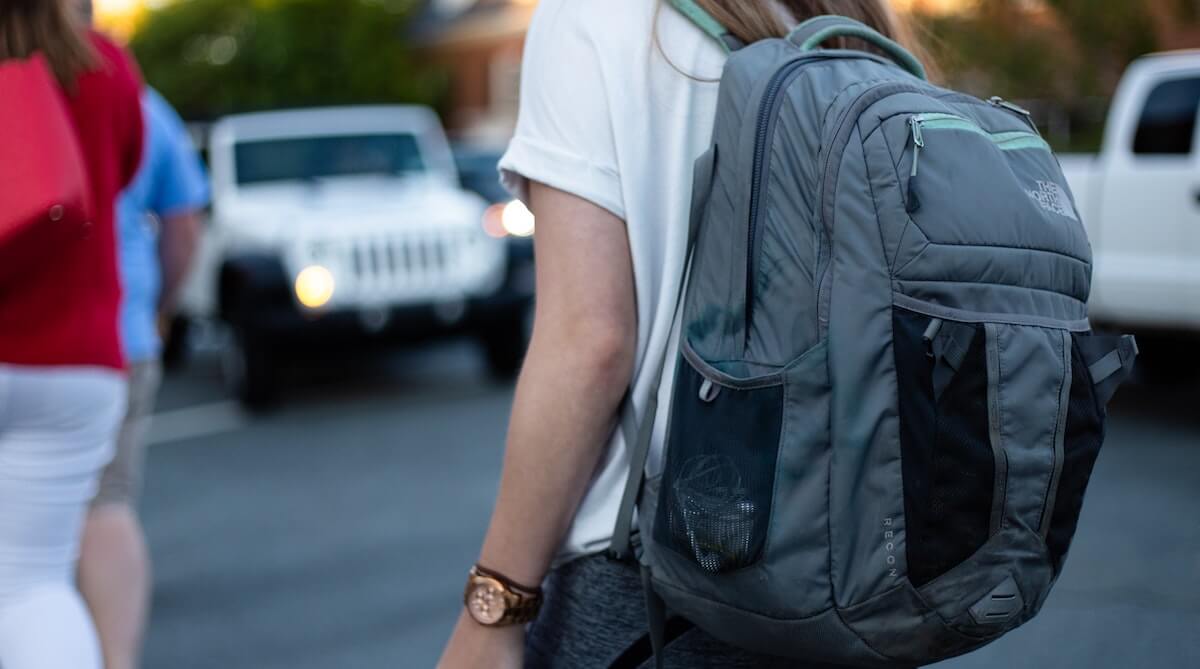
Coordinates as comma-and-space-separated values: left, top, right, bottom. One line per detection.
234, 133, 426, 186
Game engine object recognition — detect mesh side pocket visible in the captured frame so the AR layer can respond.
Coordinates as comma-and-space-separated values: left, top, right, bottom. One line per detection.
655, 354, 784, 574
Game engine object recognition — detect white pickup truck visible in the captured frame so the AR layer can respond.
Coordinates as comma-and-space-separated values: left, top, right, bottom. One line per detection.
1061, 51, 1200, 375
180, 106, 535, 407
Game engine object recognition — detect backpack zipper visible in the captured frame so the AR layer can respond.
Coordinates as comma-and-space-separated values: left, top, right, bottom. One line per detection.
909, 116, 926, 176
905, 112, 1051, 212
812, 81, 950, 339
988, 96, 1039, 133
744, 58, 808, 349
988, 96, 1030, 116
906, 117, 925, 213
755, 81, 1038, 341
910, 113, 1050, 152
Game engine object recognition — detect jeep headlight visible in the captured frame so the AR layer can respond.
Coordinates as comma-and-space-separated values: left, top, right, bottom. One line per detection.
295, 265, 335, 309
501, 200, 535, 237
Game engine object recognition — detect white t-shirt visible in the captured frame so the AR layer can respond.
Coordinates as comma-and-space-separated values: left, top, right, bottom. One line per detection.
499, 0, 727, 561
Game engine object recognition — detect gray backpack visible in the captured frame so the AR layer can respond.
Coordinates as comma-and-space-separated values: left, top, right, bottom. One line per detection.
608, 5, 1139, 668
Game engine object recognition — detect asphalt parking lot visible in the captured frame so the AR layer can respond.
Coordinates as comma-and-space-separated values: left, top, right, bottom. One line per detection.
141, 343, 1199, 668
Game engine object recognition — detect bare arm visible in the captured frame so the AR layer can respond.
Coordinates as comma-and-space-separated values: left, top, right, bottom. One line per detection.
156, 210, 203, 315
438, 182, 638, 668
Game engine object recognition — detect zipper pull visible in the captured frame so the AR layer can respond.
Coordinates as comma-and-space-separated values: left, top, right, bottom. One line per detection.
989, 96, 1032, 117
989, 96, 1039, 133
907, 117, 925, 214
922, 317, 944, 357
909, 116, 925, 177
699, 379, 720, 402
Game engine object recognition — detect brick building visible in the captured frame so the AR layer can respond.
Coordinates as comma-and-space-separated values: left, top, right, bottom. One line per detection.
416, 0, 537, 145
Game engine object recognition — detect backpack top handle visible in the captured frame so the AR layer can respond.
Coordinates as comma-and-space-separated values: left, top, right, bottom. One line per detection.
669, 2, 927, 81
789, 15, 928, 80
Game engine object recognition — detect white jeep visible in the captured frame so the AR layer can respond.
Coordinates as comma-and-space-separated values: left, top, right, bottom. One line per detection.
180, 106, 534, 406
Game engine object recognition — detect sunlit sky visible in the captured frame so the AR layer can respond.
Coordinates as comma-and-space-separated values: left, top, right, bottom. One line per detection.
93, 0, 147, 38
894, 0, 971, 13
94, 0, 970, 39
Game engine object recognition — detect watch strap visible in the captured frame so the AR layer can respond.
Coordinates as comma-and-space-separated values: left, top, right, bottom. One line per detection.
472, 564, 543, 597
499, 591, 541, 625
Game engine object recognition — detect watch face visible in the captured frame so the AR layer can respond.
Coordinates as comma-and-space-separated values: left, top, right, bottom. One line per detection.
467, 578, 508, 625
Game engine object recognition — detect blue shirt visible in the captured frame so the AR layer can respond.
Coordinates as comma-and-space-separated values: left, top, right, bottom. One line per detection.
118, 88, 210, 362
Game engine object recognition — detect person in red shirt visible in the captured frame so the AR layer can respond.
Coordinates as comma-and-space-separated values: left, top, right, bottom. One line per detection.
0, 2, 143, 667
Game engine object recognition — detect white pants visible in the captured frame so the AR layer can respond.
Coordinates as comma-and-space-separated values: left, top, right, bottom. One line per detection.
0, 365, 126, 669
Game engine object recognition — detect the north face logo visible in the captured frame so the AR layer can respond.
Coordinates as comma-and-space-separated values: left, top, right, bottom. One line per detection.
1027, 181, 1078, 221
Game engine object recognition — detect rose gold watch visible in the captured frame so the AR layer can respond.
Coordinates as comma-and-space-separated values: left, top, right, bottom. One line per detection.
463, 565, 543, 627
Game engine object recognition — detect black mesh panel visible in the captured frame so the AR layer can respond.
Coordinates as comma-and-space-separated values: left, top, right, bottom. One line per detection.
1045, 337, 1106, 572
655, 358, 784, 574
894, 308, 995, 588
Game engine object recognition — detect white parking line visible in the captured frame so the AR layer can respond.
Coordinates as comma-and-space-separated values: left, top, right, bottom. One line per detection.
146, 401, 250, 447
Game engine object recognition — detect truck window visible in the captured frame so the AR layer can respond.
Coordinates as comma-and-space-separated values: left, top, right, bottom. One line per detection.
235, 133, 425, 185
1133, 77, 1200, 156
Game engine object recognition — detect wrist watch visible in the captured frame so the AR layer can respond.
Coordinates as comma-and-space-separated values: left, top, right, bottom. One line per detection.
463, 564, 544, 627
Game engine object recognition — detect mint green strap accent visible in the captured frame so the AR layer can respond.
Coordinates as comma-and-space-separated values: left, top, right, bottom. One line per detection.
668, 0, 740, 53
786, 15, 858, 48
916, 114, 1052, 153
993, 135, 1053, 152
789, 15, 927, 80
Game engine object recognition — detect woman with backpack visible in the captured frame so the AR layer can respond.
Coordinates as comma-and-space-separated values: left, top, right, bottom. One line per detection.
438, 1, 930, 667
0, 1, 144, 667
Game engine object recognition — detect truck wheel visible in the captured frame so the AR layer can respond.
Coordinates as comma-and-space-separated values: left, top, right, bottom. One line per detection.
1136, 336, 1200, 386
222, 323, 278, 410
481, 309, 529, 381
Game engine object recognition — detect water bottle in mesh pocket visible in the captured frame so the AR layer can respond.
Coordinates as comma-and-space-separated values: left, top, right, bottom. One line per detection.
668, 455, 758, 573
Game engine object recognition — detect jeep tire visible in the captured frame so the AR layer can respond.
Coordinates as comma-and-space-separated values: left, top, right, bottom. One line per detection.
481, 308, 529, 381
1136, 334, 1200, 386
161, 315, 191, 371
223, 321, 278, 410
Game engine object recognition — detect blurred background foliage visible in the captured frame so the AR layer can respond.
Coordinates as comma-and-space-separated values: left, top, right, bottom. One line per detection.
917, 0, 1199, 150
130, 0, 447, 120
922, 0, 1158, 99
128, 0, 1200, 151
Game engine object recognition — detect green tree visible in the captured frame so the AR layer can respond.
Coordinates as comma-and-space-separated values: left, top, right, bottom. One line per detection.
911, 0, 1188, 150
130, 0, 446, 120
919, 1, 1073, 100
1038, 0, 1159, 95
917, 0, 1175, 101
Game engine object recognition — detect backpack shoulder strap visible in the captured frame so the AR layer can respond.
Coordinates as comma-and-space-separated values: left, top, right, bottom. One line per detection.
667, 0, 746, 53
608, 144, 716, 561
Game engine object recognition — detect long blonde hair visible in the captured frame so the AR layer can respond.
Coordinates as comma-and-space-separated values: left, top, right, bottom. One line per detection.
688, 0, 935, 78
0, 0, 95, 89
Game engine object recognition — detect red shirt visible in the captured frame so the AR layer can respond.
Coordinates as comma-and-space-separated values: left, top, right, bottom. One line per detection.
0, 33, 144, 370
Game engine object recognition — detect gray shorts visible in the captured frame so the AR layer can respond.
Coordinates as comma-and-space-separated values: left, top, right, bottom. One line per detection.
91, 361, 162, 508
525, 554, 854, 669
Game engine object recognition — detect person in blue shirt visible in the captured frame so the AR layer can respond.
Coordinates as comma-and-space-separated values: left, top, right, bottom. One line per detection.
79, 85, 209, 669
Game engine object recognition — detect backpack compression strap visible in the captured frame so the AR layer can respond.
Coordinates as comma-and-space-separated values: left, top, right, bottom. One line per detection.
668, 0, 746, 53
